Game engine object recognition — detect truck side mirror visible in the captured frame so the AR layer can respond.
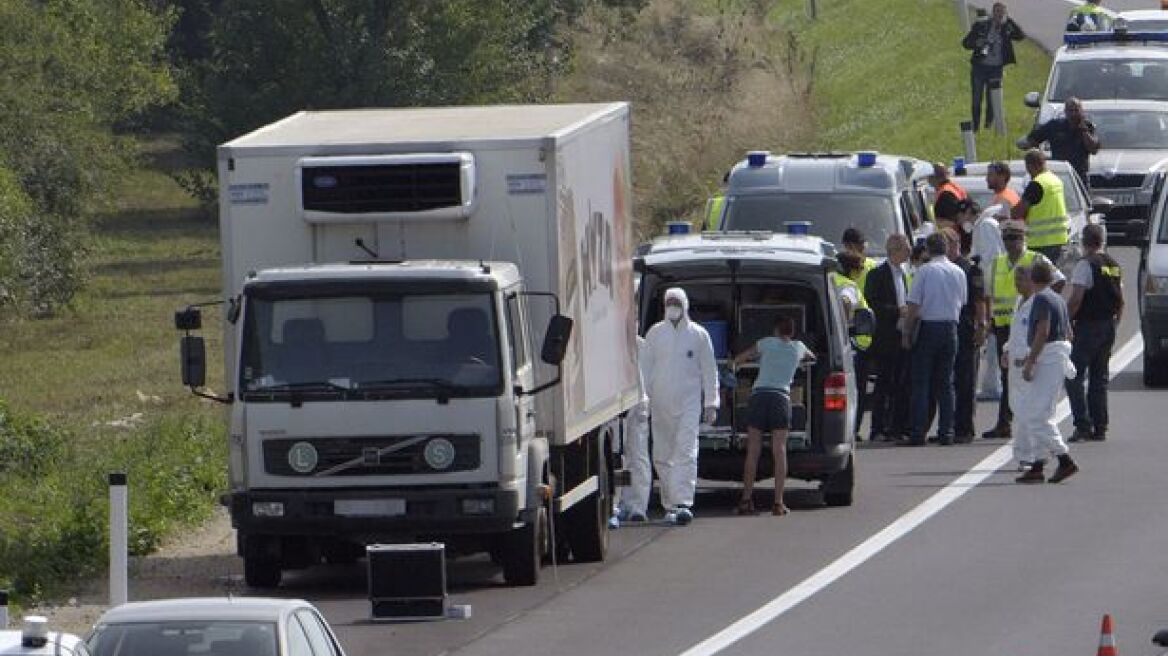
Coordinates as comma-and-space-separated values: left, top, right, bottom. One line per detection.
540, 314, 573, 365
181, 335, 207, 388
1023, 91, 1040, 108
850, 308, 875, 337
175, 307, 203, 331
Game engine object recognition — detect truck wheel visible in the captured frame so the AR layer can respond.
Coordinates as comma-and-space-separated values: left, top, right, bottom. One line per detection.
244, 555, 282, 588
501, 510, 543, 586
565, 459, 609, 563
822, 453, 855, 507
1145, 352, 1168, 388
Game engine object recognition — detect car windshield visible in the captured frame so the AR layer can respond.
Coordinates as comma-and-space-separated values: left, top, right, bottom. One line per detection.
957, 171, 1084, 213
1089, 110, 1168, 148
723, 193, 897, 255
1049, 59, 1168, 102
239, 286, 503, 400
88, 620, 278, 656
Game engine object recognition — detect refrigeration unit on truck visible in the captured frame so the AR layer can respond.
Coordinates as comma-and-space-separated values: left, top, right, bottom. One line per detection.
175, 103, 641, 587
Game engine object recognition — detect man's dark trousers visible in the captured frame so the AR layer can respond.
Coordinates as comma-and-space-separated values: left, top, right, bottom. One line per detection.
954, 325, 979, 438
991, 325, 1013, 428
911, 321, 958, 443
1066, 318, 1116, 435
971, 63, 1003, 130
869, 346, 909, 438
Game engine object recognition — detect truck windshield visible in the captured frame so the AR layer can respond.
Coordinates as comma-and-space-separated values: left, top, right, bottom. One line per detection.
723, 193, 897, 255
239, 288, 503, 400
1049, 59, 1168, 102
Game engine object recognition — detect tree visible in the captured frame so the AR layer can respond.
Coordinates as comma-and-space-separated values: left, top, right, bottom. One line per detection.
0, 0, 176, 316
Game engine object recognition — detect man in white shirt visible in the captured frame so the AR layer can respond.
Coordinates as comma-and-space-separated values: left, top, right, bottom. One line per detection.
971, 206, 1007, 400
902, 233, 968, 445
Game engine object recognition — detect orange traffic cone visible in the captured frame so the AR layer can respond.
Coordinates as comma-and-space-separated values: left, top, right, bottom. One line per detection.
1097, 614, 1118, 656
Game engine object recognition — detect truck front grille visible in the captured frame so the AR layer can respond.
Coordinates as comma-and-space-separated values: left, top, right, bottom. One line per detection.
263, 434, 480, 477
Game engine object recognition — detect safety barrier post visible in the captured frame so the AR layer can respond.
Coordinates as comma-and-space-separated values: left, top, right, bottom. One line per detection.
1, 589, 9, 630
960, 121, 978, 163
807, 0, 817, 20
109, 472, 128, 607
990, 78, 1006, 136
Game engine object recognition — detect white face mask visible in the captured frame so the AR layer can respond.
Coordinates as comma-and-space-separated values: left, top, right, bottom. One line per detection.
962, 221, 974, 233
665, 306, 683, 321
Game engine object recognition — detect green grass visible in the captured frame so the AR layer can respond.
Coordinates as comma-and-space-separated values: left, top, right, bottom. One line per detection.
775, 0, 1052, 163
0, 136, 227, 600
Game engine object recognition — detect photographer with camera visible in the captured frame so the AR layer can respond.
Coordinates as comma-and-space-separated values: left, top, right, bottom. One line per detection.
962, 2, 1025, 132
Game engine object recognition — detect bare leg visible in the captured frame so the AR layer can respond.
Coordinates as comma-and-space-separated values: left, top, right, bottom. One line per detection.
740, 427, 762, 508
771, 428, 790, 515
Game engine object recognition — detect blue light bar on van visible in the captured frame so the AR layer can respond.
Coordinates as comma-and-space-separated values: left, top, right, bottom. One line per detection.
747, 151, 770, 167
785, 221, 811, 236
666, 220, 692, 235
856, 151, 878, 167
1064, 30, 1168, 45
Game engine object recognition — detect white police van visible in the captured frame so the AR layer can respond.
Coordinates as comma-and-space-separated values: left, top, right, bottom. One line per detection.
711, 151, 930, 256
1139, 176, 1168, 387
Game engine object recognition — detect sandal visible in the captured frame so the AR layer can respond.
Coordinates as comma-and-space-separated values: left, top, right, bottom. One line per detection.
772, 503, 790, 516
734, 498, 757, 515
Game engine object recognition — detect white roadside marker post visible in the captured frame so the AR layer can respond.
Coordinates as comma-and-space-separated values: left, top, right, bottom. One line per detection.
961, 121, 978, 163
109, 472, 128, 607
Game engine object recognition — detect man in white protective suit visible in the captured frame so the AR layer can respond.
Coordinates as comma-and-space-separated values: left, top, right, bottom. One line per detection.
640, 288, 719, 526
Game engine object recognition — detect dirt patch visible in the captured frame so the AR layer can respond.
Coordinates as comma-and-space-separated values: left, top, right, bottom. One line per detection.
28, 508, 241, 636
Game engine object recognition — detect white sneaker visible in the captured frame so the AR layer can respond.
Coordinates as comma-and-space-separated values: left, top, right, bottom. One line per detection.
664, 510, 680, 525
627, 511, 647, 523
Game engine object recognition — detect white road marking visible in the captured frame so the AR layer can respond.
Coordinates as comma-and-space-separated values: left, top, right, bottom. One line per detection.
680, 333, 1144, 656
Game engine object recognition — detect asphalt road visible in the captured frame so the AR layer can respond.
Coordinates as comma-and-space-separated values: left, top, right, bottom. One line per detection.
292, 245, 1153, 656
269, 5, 1166, 655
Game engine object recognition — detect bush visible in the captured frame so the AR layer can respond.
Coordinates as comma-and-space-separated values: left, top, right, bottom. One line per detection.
0, 399, 67, 476
0, 411, 225, 601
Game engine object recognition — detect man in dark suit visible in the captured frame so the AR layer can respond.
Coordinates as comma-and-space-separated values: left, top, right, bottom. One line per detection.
864, 234, 912, 441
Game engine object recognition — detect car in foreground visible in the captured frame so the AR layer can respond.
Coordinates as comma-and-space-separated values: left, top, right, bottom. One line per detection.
86, 598, 346, 656
948, 159, 1106, 269
1139, 174, 1168, 387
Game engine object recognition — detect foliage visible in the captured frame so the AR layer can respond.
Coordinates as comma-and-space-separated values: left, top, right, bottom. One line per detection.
0, 0, 176, 317
558, 0, 814, 236
0, 411, 226, 600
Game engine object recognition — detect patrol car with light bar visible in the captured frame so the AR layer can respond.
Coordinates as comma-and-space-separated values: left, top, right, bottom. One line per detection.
710, 151, 931, 256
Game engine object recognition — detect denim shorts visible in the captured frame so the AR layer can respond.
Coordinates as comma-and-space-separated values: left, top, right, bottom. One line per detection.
748, 389, 791, 431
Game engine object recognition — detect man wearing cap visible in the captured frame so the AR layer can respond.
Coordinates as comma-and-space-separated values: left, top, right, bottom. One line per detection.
1011, 148, 1077, 265
981, 219, 1065, 439
929, 163, 969, 227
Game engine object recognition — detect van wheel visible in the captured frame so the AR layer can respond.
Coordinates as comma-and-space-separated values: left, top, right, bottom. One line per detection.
822, 453, 855, 507
1145, 352, 1168, 388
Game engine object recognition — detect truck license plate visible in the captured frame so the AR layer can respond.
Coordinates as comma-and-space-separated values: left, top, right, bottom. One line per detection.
334, 499, 406, 517
1108, 193, 1136, 206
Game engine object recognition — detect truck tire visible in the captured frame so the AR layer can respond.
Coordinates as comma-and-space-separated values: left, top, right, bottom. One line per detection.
822, 453, 855, 508
244, 555, 282, 588
564, 455, 609, 563
1145, 352, 1168, 388
501, 506, 545, 586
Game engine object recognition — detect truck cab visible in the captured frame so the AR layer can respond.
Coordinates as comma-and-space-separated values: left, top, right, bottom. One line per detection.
713, 151, 931, 255
634, 231, 870, 506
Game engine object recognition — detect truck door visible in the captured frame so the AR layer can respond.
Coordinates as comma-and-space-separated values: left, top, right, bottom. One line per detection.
505, 292, 536, 444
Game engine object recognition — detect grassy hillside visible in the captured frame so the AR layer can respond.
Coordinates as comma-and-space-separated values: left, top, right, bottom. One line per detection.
778, 0, 1051, 163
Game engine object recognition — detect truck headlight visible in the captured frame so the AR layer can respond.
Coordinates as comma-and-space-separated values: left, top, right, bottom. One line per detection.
252, 501, 284, 517
1147, 275, 1168, 295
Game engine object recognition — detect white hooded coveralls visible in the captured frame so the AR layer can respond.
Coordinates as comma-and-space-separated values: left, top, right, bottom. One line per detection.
619, 336, 652, 516
641, 288, 719, 510
1006, 295, 1075, 464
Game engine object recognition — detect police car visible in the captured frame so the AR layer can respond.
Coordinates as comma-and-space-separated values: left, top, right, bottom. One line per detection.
1024, 28, 1168, 127
948, 159, 1104, 266
0, 615, 90, 656
711, 151, 931, 255
1138, 171, 1168, 387
634, 228, 873, 506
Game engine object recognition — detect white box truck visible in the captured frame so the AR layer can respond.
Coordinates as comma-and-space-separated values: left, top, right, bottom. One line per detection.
175, 103, 641, 587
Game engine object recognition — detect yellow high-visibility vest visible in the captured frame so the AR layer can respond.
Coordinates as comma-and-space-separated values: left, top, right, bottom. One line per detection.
990, 250, 1038, 327
1026, 171, 1069, 249
833, 272, 871, 350
705, 195, 726, 231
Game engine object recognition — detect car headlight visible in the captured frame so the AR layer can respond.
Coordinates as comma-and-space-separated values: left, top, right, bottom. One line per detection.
1148, 275, 1168, 295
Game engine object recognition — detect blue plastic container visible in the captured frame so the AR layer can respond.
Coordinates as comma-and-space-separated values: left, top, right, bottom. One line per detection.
700, 320, 729, 358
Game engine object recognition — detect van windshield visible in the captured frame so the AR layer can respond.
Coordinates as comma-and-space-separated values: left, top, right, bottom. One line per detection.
239, 286, 503, 401
1049, 58, 1168, 102
723, 193, 897, 255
